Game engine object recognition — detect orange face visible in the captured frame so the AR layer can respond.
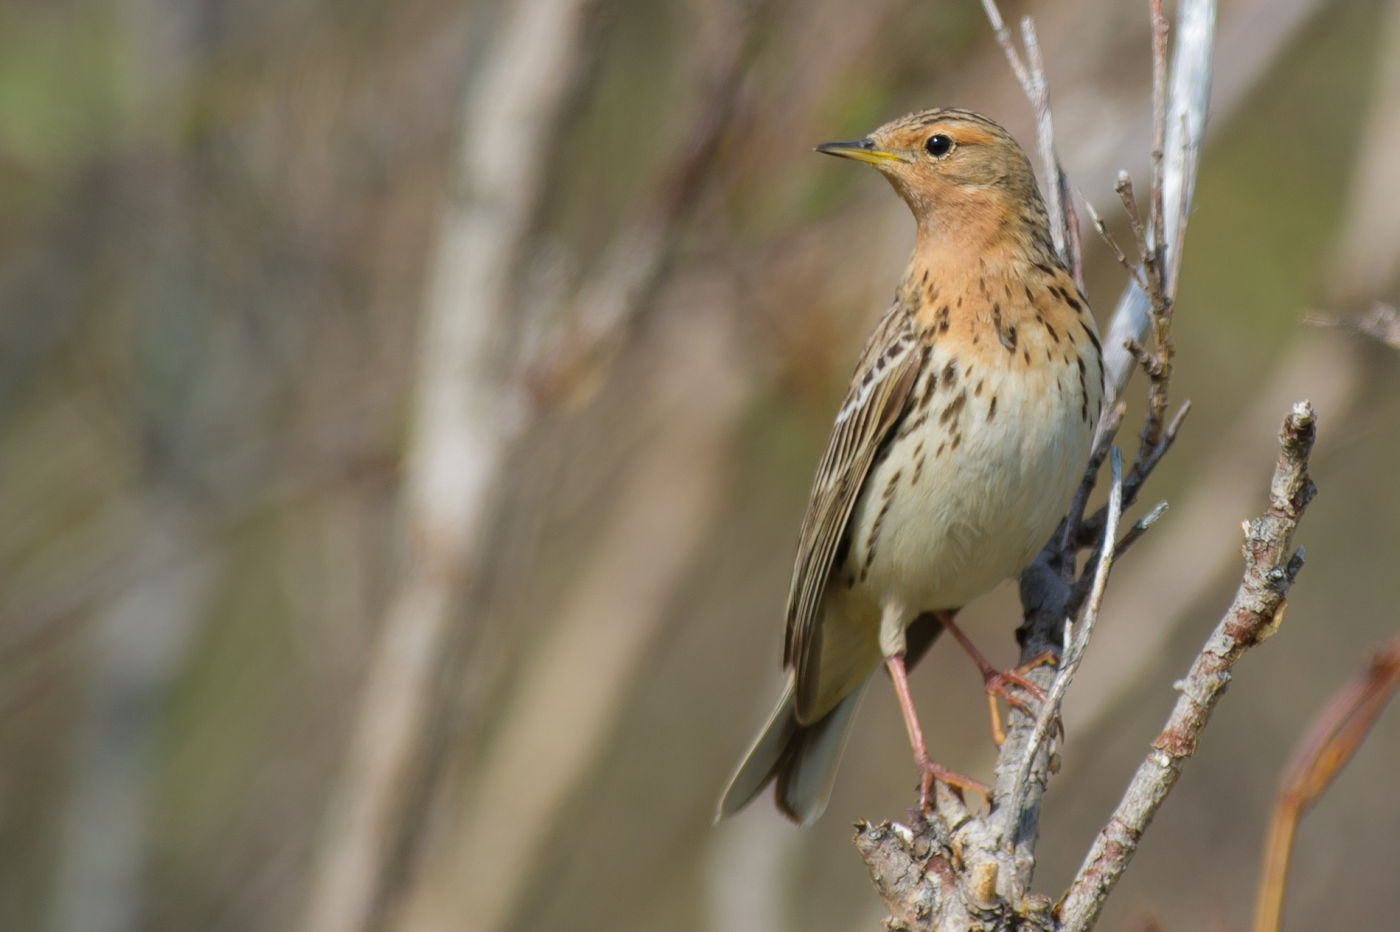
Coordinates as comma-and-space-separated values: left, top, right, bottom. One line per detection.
816, 109, 1040, 217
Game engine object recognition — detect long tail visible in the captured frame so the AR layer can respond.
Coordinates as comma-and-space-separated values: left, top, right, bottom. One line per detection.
715, 676, 871, 825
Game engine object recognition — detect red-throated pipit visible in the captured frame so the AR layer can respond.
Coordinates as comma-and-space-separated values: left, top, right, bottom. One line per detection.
718, 109, 1104, 824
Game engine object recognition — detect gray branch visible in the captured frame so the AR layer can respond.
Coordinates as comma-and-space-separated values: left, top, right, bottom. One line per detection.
1059, 401, 1316, 929
300, 2, 601, 930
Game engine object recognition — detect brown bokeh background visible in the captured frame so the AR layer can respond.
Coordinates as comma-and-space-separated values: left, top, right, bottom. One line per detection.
3, 0, 1399, 930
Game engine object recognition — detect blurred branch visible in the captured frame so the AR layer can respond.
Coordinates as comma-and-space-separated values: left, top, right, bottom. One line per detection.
300, 1, 602, 930
525, 0, 765, 409
1324, 0, 1400, 300
48, 499, 217, 932
390, 3, 766, 931
1253, 630, 1400, 932
411, 303, 751, 932
1303, 303, 1400, 350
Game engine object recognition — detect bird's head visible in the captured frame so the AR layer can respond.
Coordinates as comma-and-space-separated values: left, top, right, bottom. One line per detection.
816, 108, 1046, 242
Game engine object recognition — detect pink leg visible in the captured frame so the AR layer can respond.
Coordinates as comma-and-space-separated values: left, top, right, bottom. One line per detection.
885, 651, 991, 810
936, 610, 1054, 745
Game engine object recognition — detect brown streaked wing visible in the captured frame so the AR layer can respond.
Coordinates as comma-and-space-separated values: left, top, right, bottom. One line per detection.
783, 306, 923, 721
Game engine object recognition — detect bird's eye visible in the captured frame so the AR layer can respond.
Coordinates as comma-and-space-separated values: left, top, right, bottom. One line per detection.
925, 134, 953, 157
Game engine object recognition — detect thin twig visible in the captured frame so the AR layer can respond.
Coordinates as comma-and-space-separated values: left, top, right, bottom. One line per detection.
1007, 449, 1124, 876
1068, 499, 1168, 612
1110, 499, 1169, 561
1077, 400, 1190, 550
1115, 172, 1148, 263
1063, 181, 1085, 294
1148, 0, 1169, 285
1058, 400, 1125, 566
979, 0, 1079, 278
1020, 16, 1075, 277
978, 0, 1032, 93
1253, 631, 1400, 932
1083, 194, 1149, 293
1099, 0, 1215, 406
1060, 401, 1318, 931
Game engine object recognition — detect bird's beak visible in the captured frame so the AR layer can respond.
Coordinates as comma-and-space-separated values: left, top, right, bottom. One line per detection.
814, 138, 906, 165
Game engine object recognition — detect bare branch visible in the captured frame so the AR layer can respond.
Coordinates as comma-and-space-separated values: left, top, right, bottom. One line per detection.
1060, 400, 1125, 559
1020, 16, 1075, 281
979, 1, 1080, 281
1100, 0, 1215, 406
524, 0, 761, 407
1077, 401, 1190, 551
1060, 401, 1318, 931
1110, 499, 1169, 561
301, 2, 602, 930
1148, 0, 1169, 288
1004, 448, 1124, 904
978, 0, 1033, 93
1083, 194, 1149, 293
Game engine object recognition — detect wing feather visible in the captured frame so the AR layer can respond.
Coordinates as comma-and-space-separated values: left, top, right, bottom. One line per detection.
783, 307, 924, 720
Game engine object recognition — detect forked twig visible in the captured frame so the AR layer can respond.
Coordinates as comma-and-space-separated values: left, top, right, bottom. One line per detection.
1082, 194, 1149, 293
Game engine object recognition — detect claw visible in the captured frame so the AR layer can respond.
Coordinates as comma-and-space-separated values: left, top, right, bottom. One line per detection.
984, 656, 1051, 745
934, 610, 1060, 745
886, 651, 992, 812
915, 753, 990, 810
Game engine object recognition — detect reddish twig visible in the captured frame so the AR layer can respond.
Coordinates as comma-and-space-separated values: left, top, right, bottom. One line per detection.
1253, 631, 1400, 932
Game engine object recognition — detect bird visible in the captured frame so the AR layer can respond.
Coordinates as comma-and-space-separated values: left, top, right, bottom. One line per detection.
717, 108, 1104, 825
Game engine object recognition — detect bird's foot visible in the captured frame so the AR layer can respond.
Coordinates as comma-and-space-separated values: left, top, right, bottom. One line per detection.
915, 753, 991, 811
984, 649, 1059, 746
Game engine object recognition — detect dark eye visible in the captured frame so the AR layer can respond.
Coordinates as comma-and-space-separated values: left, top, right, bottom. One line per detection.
925, 134, 953, 157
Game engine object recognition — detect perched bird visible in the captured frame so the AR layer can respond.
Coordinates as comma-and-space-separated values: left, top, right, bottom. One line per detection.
717, 109, 1104, 824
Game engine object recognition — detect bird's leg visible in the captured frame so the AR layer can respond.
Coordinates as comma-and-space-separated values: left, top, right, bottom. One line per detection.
935, 610, 1055, 746
884, 651, 991, 810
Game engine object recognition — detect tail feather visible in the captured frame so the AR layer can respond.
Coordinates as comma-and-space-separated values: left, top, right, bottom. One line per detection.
717, 613, 946, 824
716, 677, 871, 825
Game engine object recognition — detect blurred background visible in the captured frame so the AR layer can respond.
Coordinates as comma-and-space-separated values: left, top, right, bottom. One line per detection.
2, 0, 1398, 929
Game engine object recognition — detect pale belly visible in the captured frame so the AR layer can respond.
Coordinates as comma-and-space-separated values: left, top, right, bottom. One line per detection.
829, 346, 1096, 639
